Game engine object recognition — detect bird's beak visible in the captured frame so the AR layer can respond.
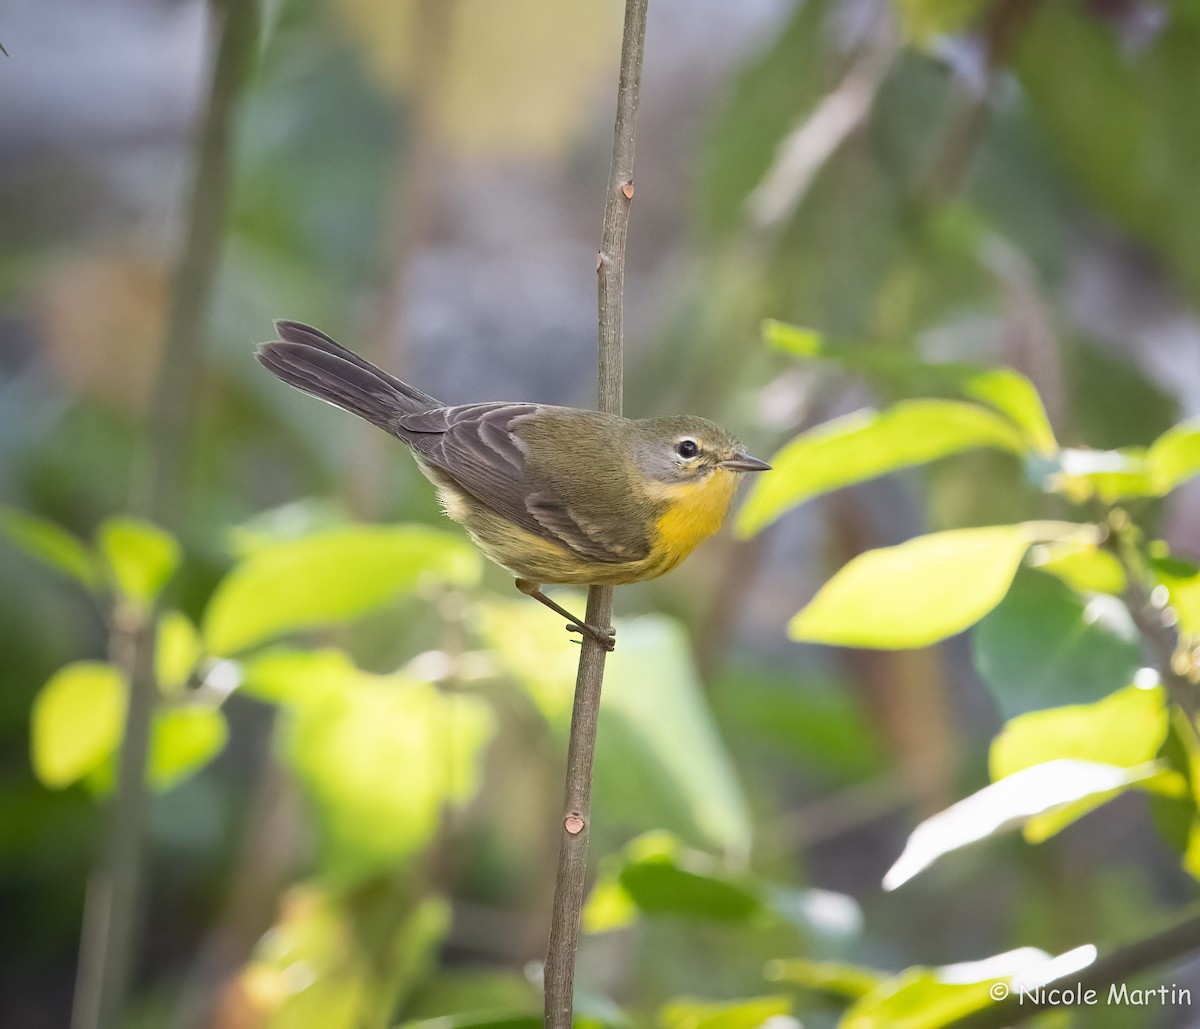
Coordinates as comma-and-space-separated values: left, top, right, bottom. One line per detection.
720, 453, 772, 473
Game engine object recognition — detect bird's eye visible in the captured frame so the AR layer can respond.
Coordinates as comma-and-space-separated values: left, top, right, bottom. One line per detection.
677, 438, 699, 459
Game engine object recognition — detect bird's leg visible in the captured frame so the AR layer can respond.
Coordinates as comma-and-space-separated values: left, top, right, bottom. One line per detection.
514, 579, 616, 652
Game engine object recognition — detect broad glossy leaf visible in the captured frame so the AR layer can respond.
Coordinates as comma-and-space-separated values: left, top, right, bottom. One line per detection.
989, 682, 1174, 841
883, 760, 1161, 890
240, 648, 358, 706
148, 706, 228, 791
96, 516, 181, 607
0, 505, 99, 589
658, 996, 792, 1029
790, 525, 1033, 649
31, 662, 126, 788
156, 610, 203, 694
737, 402, 1027, 537
1148, 420, 1200, 494
973, 569, 1141, 718
961, 367, 1057, 457
204, 525, 481, 655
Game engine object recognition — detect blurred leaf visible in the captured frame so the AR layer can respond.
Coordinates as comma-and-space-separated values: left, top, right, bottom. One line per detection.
1028, 541, 1126, 596
766, 958, 883, 1000
585, 833, 859, 944
0, 505, 99, 590
1151, 553, 1200, 638
485, 605, 753, 853
156, 610, 203, 694
762, 321, 1056, 454
600, 617, 753, 854
203, 525, 480, 655
790, 524, 1040, 649
893, 0, 993, 43
283, 670, 494, 886
884, 759, 1164, 889
658, 995, 791, 1029
839, 947, 1090, 1029
240, 647, 357, 706
1047, 447, 1154, 503
1148, 420, 1200, 494
989, 682, 1175, 842
148, 706, 228, 791
31, 662, 126, 788
96, 516, 181, 608
972, 569, 1141, 719
737, 401, 1026, 537
960, 368, 1057, 457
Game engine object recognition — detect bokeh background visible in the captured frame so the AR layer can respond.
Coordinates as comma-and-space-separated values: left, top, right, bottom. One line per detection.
4, 0, 1200, 1026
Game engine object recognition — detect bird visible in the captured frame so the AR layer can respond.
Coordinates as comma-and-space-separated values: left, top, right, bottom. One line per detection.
256, 321, 770, 650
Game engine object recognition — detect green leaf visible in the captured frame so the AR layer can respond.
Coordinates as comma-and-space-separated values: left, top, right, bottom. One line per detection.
840, 947, 1087, 1029
658, 996, 791, 1029
737, 401, 1027, 537
884, 759, 1163, 890
790, 524, 1036, 649
156, 610, 203, 694
960, 367, 1057, 457
1151, 554, 1200, 638
0, 506, 99, 589
283, 670, 494, 886
240, 647, 357, 706
1148, 420, 1200, 494
203, 525, 481, 655
483, 607, 753, 853
761, 321, 1057, 455
1027, 541, 1126, 596
96, 517, 181, 607
766, 958, 883, 1000
1047, 447, 1155, 503
148, 706, 228, 791
972, 569, 1141, 719
31, 662, 127, 788
893, 0, 992, 43
989, 682, 1173, 842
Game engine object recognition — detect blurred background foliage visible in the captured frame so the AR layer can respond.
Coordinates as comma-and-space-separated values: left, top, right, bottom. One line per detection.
3, 0, 1200, 1026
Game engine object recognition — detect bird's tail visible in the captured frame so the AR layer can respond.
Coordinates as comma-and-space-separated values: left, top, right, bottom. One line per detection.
256, 321, 441, 431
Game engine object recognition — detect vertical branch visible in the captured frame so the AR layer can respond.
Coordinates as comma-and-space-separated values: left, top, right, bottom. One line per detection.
71, 3, 258, 1028
543, 1, 649, 1025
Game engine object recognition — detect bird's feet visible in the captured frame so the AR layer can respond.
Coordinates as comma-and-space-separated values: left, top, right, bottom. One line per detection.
567, 621, 617, 652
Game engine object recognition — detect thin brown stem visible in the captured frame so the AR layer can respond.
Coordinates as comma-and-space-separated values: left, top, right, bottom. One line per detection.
542, 1, 649, 1023
71, 4, 258, 1028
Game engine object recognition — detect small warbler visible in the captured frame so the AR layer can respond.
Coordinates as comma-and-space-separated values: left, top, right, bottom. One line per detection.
257, 321, 770, 650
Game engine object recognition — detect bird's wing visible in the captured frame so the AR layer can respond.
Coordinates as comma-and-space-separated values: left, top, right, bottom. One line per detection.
394, 403, 649, 564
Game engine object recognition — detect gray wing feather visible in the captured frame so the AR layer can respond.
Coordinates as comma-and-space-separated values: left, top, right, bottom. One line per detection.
394, 403, 648, 564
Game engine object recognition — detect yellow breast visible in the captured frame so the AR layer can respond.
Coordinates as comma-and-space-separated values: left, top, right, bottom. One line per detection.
650, 468, 739, 562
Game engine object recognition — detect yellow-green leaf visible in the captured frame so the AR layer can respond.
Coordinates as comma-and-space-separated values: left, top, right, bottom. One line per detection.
203, 525, 481, 655
961, 367, 1058, 456
790, 525, 1032, 649
737, 401, 1027, 537
96, 516, 181, 607
31, 662, 127, 788
148, 706, 228, 791
156, 610, 203, 694
0, 506, 99, 589
1148, 420, 1200, 494
766, 958, 883, 1000
1027, 541, 1126, 595
659, 996, 791, 1029
990, 682, 1173, 841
